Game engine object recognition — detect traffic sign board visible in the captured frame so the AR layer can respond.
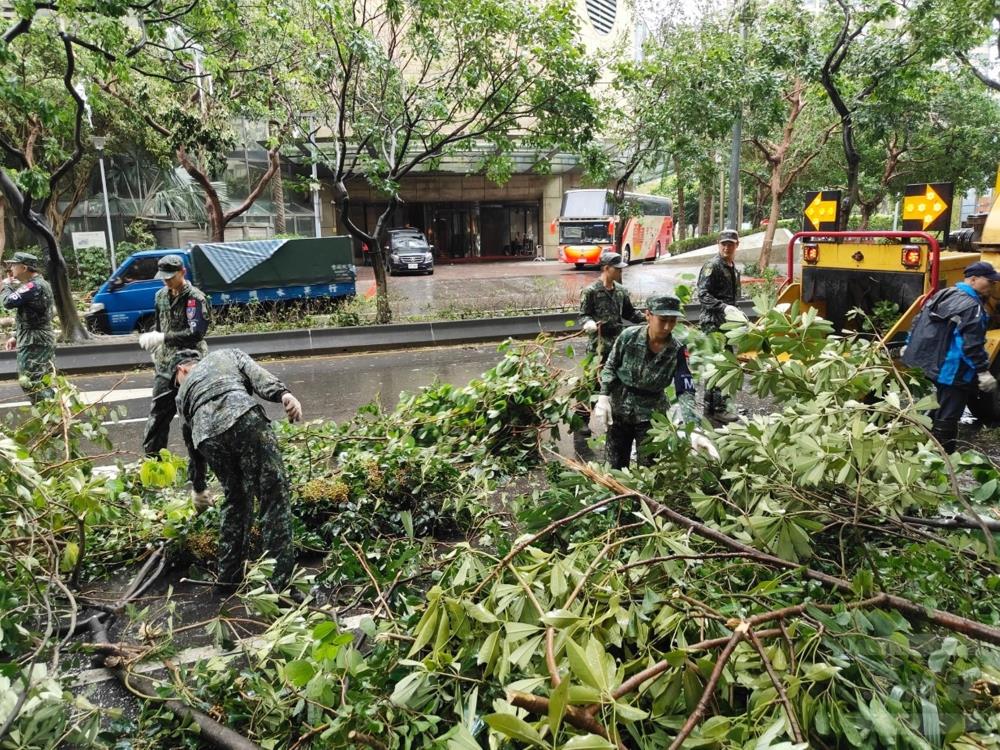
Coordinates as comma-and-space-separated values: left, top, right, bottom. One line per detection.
803, 191, 841, 231
901, 183, 953, 232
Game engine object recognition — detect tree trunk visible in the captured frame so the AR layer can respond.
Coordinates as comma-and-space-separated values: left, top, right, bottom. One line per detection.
674, 155, 686, 241
370, 201, 397, 324
0, 196, 6, 256
857, 202, 877, 230
332, 181, 395, 324
208, 196, 225, 242
698, 185, 712, 236
0, 170, 87, 340
272, 160, 286, 236
177, 145, 281, 244
757, 177, 782, 270
613, 176, 629, 253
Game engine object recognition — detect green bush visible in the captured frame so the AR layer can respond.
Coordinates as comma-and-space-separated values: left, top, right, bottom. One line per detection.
65, 245, 112, 293
669, 232, 720, 256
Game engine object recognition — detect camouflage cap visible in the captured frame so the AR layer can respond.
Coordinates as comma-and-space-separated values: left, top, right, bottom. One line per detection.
169, 348, 202, 381
645, 294, 683, 317
719, 229, 739, 244
599, 251, 627, 268
155, 254, 185, 279
4, 251, 40, 268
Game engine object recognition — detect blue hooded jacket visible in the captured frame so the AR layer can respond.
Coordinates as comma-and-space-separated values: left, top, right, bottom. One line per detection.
903, 282, 990, 386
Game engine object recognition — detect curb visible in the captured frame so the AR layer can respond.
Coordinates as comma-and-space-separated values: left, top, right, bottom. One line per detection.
0, 300, 754, 378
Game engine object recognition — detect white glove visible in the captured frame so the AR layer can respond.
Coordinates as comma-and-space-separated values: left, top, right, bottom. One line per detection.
282, 392, 303, 422
191, 489, 213, 512
138, 331, 164, 351
689, 430, 720, 459
592, 395, 612, 431
978, 372, 998, 393
723, 304, 747, 322
583, 320, 598, 334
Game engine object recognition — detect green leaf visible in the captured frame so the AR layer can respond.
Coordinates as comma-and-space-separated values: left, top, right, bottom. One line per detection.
484, 712, 547, 747
284, 659, 315, 688
541, 609, 583, 627
548, 675, 570, 735
566, 638, 602, 690
562, 734, 616, 749
390, 671, 428, 708
866, 695, 897, 747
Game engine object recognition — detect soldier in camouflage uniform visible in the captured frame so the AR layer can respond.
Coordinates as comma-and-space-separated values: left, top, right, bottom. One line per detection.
1, 251, 56, 403
172, 348, 303, 587
138, 255, 211, 499
594, 294, 702, 469
696, 229, 741, 423
575, 251, 644, 436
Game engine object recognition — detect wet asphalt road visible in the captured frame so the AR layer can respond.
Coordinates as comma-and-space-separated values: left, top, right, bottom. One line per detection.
355, 257, 704, 316
0, 344, 521, 463
0, 257, 704, 462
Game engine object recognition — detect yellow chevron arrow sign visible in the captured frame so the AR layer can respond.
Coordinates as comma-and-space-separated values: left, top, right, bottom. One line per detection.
804, 192, 838, 230
903, 184, 948, 230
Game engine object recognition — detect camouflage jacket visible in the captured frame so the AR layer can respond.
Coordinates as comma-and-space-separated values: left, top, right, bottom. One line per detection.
153, 281, 210, 378
697, 254, 740, 331
579, 280, 644, 357
1, 273, 56, 349
176, 348, 290, 449
600, 325, 696, 423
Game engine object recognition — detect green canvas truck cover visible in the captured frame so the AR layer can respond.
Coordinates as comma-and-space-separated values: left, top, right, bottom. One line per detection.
189, 237, 355, 292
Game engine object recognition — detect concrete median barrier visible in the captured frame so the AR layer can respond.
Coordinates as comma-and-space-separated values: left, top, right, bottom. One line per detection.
0, 300, 756, 378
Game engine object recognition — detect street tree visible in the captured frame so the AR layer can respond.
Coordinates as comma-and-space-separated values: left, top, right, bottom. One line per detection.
851, 68, 1000, 228
301, 0, 597, 324
816, 0, 946, 228
0, 0, 207, 339
585, 17, 737, 250
97, 2, 305, 243
742, 0, 839, 268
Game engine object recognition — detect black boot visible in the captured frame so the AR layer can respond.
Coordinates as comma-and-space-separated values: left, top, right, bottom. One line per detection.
931, 418, 959, 455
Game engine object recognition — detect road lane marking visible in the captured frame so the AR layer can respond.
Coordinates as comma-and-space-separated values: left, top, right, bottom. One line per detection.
0, 387, 152, 410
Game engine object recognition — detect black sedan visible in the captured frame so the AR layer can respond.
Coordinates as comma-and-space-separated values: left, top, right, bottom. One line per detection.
388, 238, 435, 275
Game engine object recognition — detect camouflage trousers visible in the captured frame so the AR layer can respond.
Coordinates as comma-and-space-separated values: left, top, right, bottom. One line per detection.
144, 375, 207, 492
701, 327, 733, 416
17, 342, 55, 403
605, 419, 653, 470
198, 407, 294, 587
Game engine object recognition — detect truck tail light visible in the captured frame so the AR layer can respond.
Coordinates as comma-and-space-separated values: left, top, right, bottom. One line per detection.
901, 245, 921, 269
608, 220, 615, 238
803, 243, 819, 264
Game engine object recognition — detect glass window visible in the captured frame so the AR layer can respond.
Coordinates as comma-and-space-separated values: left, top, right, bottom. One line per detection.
560, 222, 612, 244
119, 257, 160, 284
561, 190, 611, 218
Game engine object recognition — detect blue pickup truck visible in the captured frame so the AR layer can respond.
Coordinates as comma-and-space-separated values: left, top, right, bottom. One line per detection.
85, 237, 356, 335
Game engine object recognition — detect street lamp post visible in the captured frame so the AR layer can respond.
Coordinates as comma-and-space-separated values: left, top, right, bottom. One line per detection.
92, 135, 117, 271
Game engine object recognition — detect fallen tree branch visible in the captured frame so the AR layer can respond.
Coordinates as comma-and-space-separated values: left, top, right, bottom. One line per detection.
347, 731, 389, 750
668, 624, 748, 750
900, 514, 1000, 533
508, 691, 623, 749
471, 492, 636, 596
562, 455, 1000, 647
607, 628, 782, 705
89, 618, 264, 750
748, 628, 804, 743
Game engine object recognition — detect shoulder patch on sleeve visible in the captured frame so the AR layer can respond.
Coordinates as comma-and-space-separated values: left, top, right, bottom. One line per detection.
17, 282, 35, 293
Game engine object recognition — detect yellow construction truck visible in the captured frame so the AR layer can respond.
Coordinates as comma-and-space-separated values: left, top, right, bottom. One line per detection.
775, 180, 1000, 415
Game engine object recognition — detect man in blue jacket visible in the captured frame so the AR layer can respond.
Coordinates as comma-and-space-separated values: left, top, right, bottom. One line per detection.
903, 261, 1000, 453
